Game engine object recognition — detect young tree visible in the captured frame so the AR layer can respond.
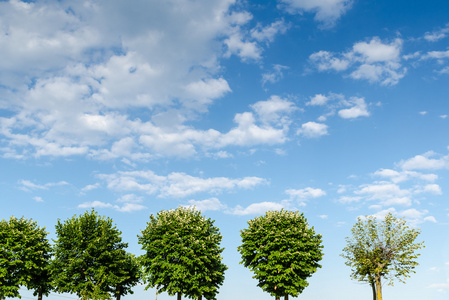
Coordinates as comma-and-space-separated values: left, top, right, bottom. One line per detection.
138, 206, 227, 300
52, 209, 140, 300
238, 210, 324, 300
341, 213, 425, 300
0, 217, 53, 300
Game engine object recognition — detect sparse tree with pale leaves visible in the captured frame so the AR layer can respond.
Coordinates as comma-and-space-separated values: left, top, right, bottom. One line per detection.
341, 213, 424, 300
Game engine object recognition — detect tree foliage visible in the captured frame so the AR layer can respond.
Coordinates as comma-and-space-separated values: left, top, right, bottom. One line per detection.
138, 206, 227, 300
52, 209, 140, 300
0, 216, 52, 300
341, 213, 424, 300
238, 210, 324, 299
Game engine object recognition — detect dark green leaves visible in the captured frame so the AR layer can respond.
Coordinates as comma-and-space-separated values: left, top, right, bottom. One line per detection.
0, 217, 52, 300
238, 210, 324, 298
138, 207, 227, 300
51, 209, 140, 300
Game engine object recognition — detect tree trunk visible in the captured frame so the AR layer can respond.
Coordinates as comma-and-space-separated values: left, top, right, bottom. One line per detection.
284, 294, 289, 300
375, 275, 382, 300
116, 293, 121, 300
38, 290, 43, 300
177, 292, 182, 300
370, 281, 376, 300
198, 295, 202, 300
275, 297, 280, 300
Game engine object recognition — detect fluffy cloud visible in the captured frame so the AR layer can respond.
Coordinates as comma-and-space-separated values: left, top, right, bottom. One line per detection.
230, 201, 286, 215
305, 92, 370, 122
251, 19, 289, 44
280, 0, 353, 28
262, 64, 289, 85
338, 97, 370, 119
78, 200, 146, 213
399, 151, 449, 170
355, 182, 412, 207
18, 179, 68, 192
0, 1, 296, 161
297, 122, 329, 138
98, 170, 267, 198
373, 168, 438, 183
309, 37, 406, 85
185, 198, 226, 212
307, 94, 331, 106
309, 51, 351, 71
251, 96, 296, 125
424, 24, 449, 42
285, 187, 326, 206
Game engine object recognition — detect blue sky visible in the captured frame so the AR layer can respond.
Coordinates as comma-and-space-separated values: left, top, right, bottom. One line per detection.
1, 0, 449, 299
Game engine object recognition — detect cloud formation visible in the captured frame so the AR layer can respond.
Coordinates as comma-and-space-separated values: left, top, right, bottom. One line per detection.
98, 170, 268, 198
280, 0, 353, 28
309, 37, 406, 85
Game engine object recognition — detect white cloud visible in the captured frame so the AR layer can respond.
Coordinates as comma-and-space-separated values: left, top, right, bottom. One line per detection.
338, 97, 370, 119
33, 196, 44, 203
297, 121, 329, 138
310, 37, 406, 85
280, 0, 353, 28
414, 184, 442, 195
352, 38, 402, 63
424, 24, 449, 42
423, 216, 437, 223
307, 94, 330, 106
78, 200, 114, 209
185, 198, 226, 212
229, 201, 286, 215
18, 179, 68, 191
399, 208, 431, 221
98, 170, 267, 198
422, 50, 449, 60
251, 96, 296, 125
309, 51, 351, 71
115, 203, 147, 213
286, 187, 326, 205
1, 1, 299, 160
373, 168, 438, 183
218, 112, 289, 147
338, 196, 362, 204
262, 64, 289, 85
363, 208, 436, 226
399, 151, 449, 170
355, 182, 412, 207
116, 194, 144, 203
78, 200, 146, 213
81, 183, 100, 193
251, 19, 289, 44
224, 31, 262, 61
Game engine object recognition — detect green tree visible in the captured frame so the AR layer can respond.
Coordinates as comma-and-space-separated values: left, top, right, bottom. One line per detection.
0, 216, 52, 300
341, 213, 425, 300
138, 206, 227, 300
51, 209, 140, 300
238, 210, 324, 300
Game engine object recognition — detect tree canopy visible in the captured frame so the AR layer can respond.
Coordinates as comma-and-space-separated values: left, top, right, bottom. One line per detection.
51, 209, 140, 300
341, 213, 425, 300
238, 210, 324, 300
0, 216, 52, 300
138, 206, 227, 300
